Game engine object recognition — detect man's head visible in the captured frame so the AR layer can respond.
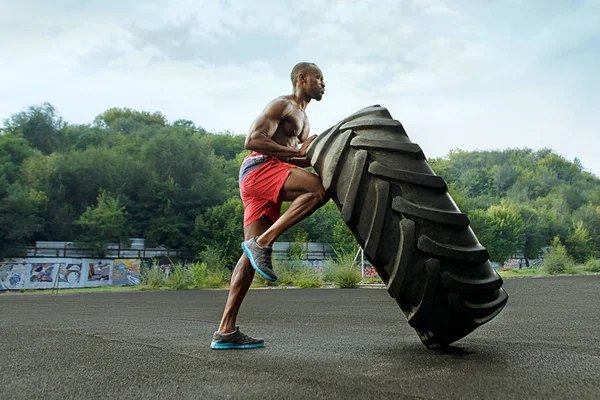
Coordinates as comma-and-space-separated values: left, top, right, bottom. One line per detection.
290, 62, 325, 101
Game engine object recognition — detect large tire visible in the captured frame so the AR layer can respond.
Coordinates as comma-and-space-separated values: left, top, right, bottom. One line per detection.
307, 105, 508, 349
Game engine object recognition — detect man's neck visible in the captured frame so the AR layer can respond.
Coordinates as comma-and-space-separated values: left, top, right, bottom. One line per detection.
291, 90, 311, 111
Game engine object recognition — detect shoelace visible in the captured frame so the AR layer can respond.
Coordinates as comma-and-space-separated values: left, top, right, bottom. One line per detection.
238, 332, 256, 343
263, 246, 273, 270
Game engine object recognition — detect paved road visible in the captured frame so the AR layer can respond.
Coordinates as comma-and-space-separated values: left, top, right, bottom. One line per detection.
1, 276, 599, 399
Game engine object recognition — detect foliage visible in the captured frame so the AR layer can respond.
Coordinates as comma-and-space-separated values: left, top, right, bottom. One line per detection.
288, 231, 308, 261
3, 102, 66, 154
166, 264, 192, 290
74, 190, 133, 257
189, 261, 231, 288
0, 185, 47, 259
2, 103, 600, 265
324, 252, 362, 288
430, 148, 600, 262
543, 237, 576, 275
566, 221, 593, 263
583, 256, 600, 273
141, 264, 165, 289
293, 267, 324, 288
194, 198, 244, 266
331, 219, 358, 256
469, 201, 525, 262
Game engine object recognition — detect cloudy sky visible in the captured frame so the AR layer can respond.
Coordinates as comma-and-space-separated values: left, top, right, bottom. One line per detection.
1, 0, 599, 176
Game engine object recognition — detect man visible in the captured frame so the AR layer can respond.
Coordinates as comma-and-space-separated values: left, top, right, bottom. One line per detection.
211, 62, 327, 349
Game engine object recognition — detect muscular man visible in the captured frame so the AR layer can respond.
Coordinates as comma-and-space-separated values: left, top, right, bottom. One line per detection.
210, 62, 326, 349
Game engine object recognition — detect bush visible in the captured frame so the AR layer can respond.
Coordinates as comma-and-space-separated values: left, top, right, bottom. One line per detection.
584, 256, 600, 273
363, 277, 383, 284
142, 264, 165, 289
189, 261, 231, 289
166, 263, 192, 290
294, 267, 323, 288
544, 236, 576, 275
325, 252, 362, 288
251, 258, 322, 288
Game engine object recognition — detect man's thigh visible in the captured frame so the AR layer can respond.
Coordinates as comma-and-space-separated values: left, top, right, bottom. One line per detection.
279, 167, 323, 202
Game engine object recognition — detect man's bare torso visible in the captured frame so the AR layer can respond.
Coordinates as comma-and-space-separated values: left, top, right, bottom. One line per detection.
251, 95, 310, 151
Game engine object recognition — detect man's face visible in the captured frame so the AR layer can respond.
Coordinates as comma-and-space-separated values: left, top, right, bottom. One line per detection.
302, 67, 325, 101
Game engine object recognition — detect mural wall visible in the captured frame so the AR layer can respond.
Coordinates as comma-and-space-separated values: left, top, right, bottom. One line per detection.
0, 258, 142, 290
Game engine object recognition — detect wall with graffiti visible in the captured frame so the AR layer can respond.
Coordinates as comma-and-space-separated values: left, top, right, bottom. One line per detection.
0, 258, 142, 290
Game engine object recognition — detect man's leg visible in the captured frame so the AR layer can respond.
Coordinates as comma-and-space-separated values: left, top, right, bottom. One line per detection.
217, 216, 272, 335
255, 168, 326, 248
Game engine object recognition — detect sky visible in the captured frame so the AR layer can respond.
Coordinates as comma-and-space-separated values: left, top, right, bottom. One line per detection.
1, 0, 599, 176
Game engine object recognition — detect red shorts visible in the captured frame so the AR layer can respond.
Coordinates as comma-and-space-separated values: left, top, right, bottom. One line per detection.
239, 152, 297, 227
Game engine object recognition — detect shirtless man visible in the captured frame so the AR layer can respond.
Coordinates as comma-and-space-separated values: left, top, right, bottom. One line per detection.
210, 62, 326, 349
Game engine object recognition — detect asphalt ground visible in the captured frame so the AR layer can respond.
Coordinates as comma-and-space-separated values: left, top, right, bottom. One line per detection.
1, 276, 599, 399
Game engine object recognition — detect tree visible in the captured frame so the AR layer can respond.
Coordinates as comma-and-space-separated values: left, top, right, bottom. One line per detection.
194, 197, 245, 266
572, 204, 600, 249
544, 236, 575, 275
493, 163, 517, 195
93, 107, 167, 134
74, 190, 132, 257
566, 221, 593, 263
0, 185, 47, 259
0, 134, 34, 183
3, 102, 66, 154
469, 201, 525, 262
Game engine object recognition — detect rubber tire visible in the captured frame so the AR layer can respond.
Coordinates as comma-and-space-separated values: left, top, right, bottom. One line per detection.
307, 105, 508, 349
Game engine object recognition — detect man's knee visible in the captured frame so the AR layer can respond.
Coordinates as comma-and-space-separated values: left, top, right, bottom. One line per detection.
311, 185, 326, 204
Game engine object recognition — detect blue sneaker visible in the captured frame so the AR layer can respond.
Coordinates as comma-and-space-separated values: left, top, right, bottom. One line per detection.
210, 327, 265, 350
242, 237, 278, 282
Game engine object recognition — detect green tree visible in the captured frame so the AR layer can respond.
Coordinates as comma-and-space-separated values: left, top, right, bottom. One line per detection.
332, 219, 358, 257
0, 133, 34, 183
0, 184, 47, 259
288, 231, 308, 261
74, 190, 133, 257
194, 197, 244, 266
3, 102, 66, 154
93, 107, 167, 134
544, 236, 575, 275
493, 163, 517, 195
566, 221, 593, 262
469, 201, 525, 262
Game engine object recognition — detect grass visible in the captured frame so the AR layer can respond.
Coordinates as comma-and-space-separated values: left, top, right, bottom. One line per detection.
323, 252, 362, 288
497, 264, 597, 278
2, 285, 144, 295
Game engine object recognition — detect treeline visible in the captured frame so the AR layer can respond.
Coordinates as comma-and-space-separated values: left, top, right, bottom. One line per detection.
2, 103, 599, 265
429, 149, 600, 263
0, 103, 354, 264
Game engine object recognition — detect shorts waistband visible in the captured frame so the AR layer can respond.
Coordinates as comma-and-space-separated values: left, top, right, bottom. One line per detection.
239, 154, 267, 183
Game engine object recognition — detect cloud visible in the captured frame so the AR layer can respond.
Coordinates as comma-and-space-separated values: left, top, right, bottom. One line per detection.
0, 0, 599, 176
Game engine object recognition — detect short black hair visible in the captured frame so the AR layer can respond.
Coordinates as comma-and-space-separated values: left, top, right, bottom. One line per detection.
291, 62, 319, 89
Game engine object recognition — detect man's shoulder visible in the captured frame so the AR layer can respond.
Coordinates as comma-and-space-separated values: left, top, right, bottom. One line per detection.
264, 96, 294, 116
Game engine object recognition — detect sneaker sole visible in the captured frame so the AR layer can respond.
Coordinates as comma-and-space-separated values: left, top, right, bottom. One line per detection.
210, 342, 265, 350
241, 242, 277, 282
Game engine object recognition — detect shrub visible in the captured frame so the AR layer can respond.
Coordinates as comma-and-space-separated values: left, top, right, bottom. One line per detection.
325, 252, 362, 288
363, 277, 383, 284
167, 263, 192, 290
544, 236, 576, 275
142, 264, 165, 289
584, 256, 600, 273
294, 267, 323, 288
199, 246, 226, 270
189, 261, 231, 289
190, 262, 207, 287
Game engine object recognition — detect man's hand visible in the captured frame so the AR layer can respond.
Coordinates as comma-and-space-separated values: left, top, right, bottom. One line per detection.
298, 135, 318, 157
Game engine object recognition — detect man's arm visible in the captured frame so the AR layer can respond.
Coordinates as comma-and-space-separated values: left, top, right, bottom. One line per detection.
245, 99, 308, 158
285, 157, 312, 168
